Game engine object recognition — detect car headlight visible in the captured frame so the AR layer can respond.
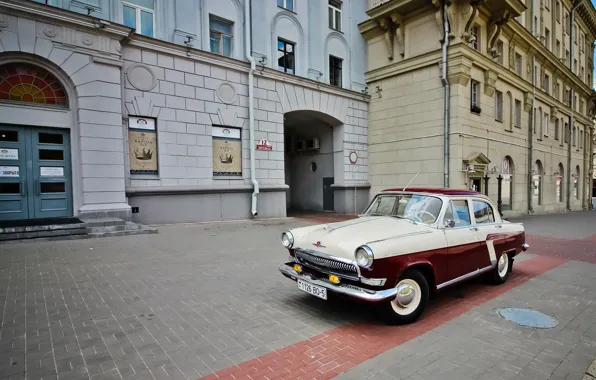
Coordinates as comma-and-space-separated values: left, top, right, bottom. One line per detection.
355, 246, 374, 268
281, 231, 294, 249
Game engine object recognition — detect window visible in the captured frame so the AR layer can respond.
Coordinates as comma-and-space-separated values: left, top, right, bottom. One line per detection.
556, 39, 561, 57
574, 59, 578, 74
122, 0, 154, 37
209, 16, 233, 57
277, 0, 294, 11
543, 74, 550, 94
515, 53, 523, 76
473, 201, 495, 223
564, 122, 569, 143
543, 113, 549, 136
544, 28, 550, 50
277, 39, 295, 74
580, 129, 584, 148
497, 41, 504, 65
363, 194, 443, 224
515, 99, 522, 127
128, 117, 158, 175
471, 25, 480, 50
565, 50, 570, 66
574, 25, 578, 43
581, 67, 585, 81
470, 80, 480, 112
573, 127, 576, 146
329, 56, 342, 87
0, 62, 68, 106
533, 108, 537, 134
495, 91, 503, 122
564, 87, 570, 103
555, 119, 560, 140
556, 1, 561, 22
328, 0, 342, 31
580, 100, 584, 114
564, 13, 569, 34
443, 200, 471, 227
554, 82, 560, 100
502, 157, 514, 211
533, 160, 543, 206
556, 163, 564, 203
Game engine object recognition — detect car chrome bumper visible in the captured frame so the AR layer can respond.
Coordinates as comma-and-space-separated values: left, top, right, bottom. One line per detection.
522, 243, 529, 251
278, 264, 397, 303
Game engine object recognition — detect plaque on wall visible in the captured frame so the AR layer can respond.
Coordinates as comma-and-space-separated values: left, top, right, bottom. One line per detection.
212, 126, 242, 177
129, 130, 158, 174
0, 166, 19, 177
40, 167, 64, 177
0, 148, 18, 160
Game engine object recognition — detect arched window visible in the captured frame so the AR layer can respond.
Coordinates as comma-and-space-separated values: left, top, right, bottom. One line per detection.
533, 160, 543, 206
0, 62, 68, 106
502, 156, 514, 210
574, 165, 580, 199
556, 163, 564, 203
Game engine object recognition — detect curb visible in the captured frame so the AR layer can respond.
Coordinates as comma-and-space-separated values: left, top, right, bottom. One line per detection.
584, 358, 596, 380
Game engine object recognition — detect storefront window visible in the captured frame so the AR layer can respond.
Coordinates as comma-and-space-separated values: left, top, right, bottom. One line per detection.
501, 156, 513, 210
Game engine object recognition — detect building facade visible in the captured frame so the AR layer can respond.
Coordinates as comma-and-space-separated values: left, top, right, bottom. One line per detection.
0, 0, 371, 225
360, 0, 596, 217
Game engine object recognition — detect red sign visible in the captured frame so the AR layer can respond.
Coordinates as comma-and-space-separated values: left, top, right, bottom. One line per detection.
256, 139, 273, 151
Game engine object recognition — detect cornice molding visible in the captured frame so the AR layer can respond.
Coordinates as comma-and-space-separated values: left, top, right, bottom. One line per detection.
0, 0, 132, 39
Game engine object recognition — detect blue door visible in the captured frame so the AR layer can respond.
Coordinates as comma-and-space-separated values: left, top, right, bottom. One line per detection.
0, 125, 72, 221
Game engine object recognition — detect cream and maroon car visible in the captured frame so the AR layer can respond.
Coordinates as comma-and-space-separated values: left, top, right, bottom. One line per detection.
278, 188, 529, 324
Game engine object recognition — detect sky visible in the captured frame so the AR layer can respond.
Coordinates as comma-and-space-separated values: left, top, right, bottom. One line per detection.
593, 0, 596, 89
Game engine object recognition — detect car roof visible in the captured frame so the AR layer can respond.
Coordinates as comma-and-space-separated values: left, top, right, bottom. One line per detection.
381, 187, 489, 198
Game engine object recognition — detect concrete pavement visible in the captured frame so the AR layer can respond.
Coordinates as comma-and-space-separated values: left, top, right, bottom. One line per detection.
0, 211, 594, 380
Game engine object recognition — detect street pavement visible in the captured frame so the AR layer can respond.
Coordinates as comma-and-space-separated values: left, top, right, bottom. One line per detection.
0, 211, 594, 380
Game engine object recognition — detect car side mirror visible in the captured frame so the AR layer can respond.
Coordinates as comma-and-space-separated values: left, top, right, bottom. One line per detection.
444, 219, 456, 228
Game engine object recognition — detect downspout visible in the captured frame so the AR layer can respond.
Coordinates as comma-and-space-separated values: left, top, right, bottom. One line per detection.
528, 0, 535, 214
245, 0, 259, 216
567, 0, 582, 211
441, 0, 450, 188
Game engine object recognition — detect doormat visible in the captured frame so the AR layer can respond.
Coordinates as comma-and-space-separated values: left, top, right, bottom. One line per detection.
0, 217, 83, 229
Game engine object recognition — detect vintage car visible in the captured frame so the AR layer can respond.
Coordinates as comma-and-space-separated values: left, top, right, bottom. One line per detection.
278, 188, 529, 324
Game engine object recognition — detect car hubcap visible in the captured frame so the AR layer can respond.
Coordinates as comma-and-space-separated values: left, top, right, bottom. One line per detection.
395, 283, 416, 306
498, 253, 509, 277
391, 279, 422, 316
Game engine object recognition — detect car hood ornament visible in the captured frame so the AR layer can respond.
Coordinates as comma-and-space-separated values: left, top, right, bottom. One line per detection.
313, 241, 326, 248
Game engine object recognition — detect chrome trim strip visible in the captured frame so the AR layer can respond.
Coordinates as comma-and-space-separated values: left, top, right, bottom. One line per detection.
296, 261, 360, 281
436, 265, 494, 290
296, 248, 362, 277
279, 264, 397, 303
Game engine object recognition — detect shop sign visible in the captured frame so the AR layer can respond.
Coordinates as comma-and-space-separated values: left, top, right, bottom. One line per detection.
0, 166, 19, 177
40, 167, 64, 177
0, 148, 18, 160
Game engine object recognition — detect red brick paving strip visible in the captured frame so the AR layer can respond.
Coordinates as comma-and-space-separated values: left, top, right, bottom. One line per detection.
199, 255, 565, 380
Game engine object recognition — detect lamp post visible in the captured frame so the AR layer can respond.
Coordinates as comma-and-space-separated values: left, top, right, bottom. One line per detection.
497, 174, 503, 215
483, 172, 490, 196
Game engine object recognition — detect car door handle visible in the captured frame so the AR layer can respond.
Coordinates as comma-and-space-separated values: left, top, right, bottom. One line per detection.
469, 227, 479, 231
495, 225, 502, 228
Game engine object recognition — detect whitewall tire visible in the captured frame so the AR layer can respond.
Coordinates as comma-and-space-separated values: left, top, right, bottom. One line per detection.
490, 252, 511, 285
380, 269, 429, 325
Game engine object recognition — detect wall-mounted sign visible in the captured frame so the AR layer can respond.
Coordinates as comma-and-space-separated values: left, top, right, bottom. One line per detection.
40, 167, 64, 177
213, 126, 242, 176
128, 116, 156, 131
0, 148, 18, 160
349, 151, 358, 164
256, 139, 273, 151
0, 166, 19, 177
129, 130, 158, 174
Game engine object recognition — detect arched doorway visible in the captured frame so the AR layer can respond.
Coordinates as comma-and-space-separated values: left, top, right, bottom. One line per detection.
501, 156, 514, 210
556, 163, 564, 203
283, 110, 341, 213
0, 62, 74, 221
532, 160, 543, 206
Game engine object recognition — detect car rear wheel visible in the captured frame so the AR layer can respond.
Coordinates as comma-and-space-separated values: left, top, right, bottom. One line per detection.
380, 269, 429, 325
490, 252, 511, 285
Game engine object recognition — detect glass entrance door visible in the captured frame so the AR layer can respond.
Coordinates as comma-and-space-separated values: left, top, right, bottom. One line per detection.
0, 125, 72, 221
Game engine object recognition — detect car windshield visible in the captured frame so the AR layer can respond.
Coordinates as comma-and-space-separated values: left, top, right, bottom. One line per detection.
363, 194, 443, 225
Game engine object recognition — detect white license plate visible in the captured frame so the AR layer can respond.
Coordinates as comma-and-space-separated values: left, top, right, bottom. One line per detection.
297, 279, 327, 300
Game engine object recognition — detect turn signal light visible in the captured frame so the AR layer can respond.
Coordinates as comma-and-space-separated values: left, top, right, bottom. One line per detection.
329, 274, 340, 284
293, 264, 302, 273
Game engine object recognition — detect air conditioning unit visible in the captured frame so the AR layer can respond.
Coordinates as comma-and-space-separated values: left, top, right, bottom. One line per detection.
296, 140, 306, 151
306, 138, 320, 150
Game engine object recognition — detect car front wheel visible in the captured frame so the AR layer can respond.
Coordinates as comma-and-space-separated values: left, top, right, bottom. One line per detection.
380, 269, 429, 325
490, 252, 511, 284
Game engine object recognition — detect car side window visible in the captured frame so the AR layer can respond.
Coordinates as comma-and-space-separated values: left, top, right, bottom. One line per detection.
444, 200, 471, 227
472, 200, 495, 224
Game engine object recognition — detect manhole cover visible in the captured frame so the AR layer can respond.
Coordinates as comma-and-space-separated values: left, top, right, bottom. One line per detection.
496, 307, 559, 329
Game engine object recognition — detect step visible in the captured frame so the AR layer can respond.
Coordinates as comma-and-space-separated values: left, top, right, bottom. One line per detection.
81, 217, 126, 228
0, 224, 89, 241
87, 225, 158, 238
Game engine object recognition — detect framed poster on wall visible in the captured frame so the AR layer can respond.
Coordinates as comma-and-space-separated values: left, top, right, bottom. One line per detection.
128, 117, 158, 175
212, 125, 242, 177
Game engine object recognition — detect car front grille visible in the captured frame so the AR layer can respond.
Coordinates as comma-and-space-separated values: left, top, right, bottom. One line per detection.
295, 249, 359, 280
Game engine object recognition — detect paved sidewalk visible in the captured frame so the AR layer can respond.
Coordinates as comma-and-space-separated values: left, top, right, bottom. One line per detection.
0, 211, 595, 380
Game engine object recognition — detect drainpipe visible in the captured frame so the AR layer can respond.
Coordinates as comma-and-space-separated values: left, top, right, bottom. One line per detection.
441, 0, 450, 188
245, 0, 259, 216
528, 0, 535, 214
567, 0, 582, 211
